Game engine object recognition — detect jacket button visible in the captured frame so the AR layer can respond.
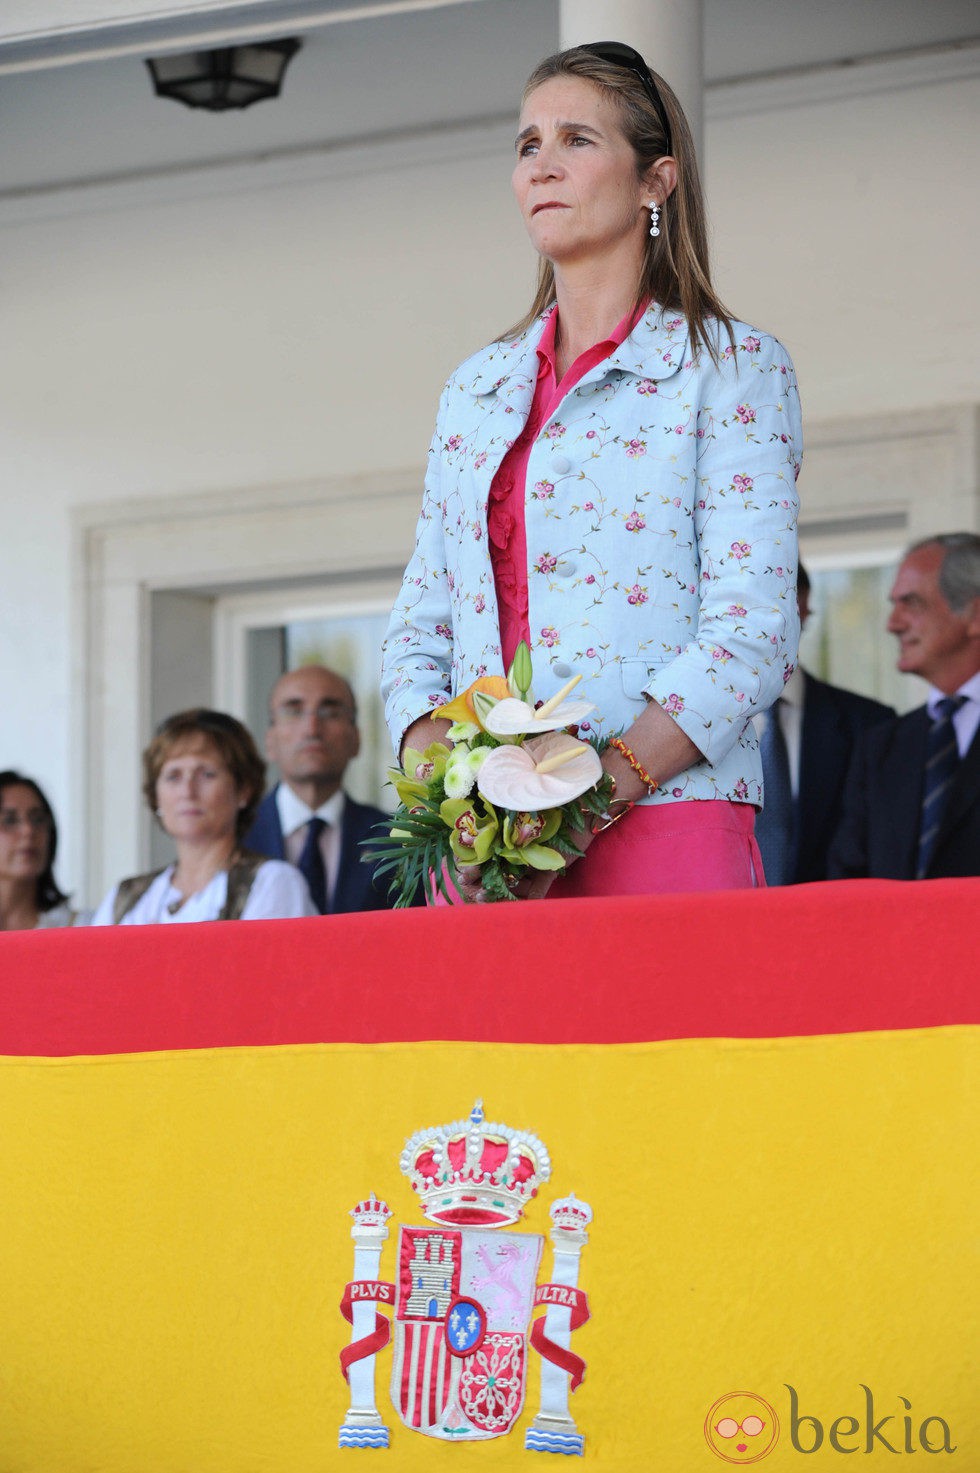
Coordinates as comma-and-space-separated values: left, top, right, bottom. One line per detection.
552, 454, 572, 474
552, 661, 573, 678
556, 559, 576, 577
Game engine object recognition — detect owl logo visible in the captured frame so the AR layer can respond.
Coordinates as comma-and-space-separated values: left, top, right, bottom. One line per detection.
704, 1391, 779, 1463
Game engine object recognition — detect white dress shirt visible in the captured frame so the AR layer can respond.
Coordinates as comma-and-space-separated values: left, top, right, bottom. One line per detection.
275, 785, 346, 906
927, 670, 980, 756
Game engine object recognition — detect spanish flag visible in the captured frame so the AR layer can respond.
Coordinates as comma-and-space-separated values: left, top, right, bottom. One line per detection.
1, 880, 976, 1469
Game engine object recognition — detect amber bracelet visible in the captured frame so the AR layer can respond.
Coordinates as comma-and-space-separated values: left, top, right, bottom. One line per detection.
608, 736, 660, 794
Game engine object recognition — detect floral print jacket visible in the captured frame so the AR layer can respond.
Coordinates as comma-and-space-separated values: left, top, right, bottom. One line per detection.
382, 303, 802, 807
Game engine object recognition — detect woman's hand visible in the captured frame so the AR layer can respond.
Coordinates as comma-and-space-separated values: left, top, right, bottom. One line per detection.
513, 818, 597, 901
602, 702, 702, 802
452, 863, 487, 904
451, 862, 558, 903
399, 713, 452, 764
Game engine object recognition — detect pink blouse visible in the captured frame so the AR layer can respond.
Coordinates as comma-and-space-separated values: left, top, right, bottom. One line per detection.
487, 301, 646, 668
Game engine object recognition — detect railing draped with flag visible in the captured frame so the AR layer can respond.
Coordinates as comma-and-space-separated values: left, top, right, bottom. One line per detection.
0, 879, 976, 1470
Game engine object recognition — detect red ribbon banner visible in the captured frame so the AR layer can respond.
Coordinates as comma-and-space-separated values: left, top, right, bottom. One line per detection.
339, 1280, 395, 1381
530, 1283, 591, 1391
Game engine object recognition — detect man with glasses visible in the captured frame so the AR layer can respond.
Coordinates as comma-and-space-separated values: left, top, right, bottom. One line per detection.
245, 665, 397, 914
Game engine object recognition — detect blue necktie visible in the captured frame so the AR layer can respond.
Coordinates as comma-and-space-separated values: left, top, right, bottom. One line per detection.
916, 696, 965, 879
297, 816, 328, 913
757, 703, 794, 887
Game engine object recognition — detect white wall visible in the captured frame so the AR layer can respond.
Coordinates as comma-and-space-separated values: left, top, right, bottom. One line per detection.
1, 61, 978, 903
709, 74, 980, 419
1, 134, 531, 901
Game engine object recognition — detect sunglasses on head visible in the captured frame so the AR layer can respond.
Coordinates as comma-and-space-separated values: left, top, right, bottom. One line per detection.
579, 40, 674, 158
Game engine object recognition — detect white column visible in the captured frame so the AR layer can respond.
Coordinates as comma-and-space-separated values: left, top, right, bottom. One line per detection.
339, 1195, 391, 1451
559, 0, 704, 162
526, 1195, 593, 1457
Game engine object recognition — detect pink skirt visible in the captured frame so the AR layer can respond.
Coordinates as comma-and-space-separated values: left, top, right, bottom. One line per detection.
552, 800, 764, 898
432, 801, 764, 904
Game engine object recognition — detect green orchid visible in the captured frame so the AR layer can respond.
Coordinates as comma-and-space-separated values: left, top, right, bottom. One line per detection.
498, 810, 565, 870
440, 798, 499, 865
391, 742, 448, 806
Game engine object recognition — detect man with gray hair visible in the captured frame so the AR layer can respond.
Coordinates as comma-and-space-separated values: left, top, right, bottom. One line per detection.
830, 532, 980, 879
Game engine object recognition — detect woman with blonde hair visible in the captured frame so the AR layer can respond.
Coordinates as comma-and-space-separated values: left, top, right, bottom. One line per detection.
382, 42, 802, 899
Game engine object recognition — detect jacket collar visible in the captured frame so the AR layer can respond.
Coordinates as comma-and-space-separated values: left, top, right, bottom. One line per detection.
460, 302, 690, 401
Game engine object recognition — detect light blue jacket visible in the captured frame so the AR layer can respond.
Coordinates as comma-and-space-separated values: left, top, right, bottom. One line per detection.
382, 304, 802, 807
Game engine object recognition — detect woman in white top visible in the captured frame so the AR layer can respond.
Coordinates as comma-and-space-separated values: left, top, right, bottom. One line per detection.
0, 770, 88, 929
91, 709, 314, 925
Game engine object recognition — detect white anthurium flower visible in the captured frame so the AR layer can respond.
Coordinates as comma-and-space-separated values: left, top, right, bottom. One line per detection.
484, 674, 595, 737
477, 732, 603, 811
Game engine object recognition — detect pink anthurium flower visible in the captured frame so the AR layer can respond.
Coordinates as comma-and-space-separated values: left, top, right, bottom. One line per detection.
477, 732, 602, 811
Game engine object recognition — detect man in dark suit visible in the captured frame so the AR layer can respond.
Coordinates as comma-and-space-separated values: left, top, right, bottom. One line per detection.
756, 563, 893, 884
244, 665, 396, 913
829, 533, 980, 880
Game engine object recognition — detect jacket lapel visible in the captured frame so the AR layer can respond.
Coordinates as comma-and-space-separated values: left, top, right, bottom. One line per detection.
460, 319, 544, 420
934, 722, 980, 855
455, 321, 544, 506
246, 790, 286, 861
797, 676, 847, 871
460, 302, 687, 414
331, 801, 370, 914
454, 303, 688, 529
881, 712, 928, 874
598, 304, 690, 384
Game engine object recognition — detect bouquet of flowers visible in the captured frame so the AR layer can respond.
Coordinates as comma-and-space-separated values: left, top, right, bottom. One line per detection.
367, 642, 614, 905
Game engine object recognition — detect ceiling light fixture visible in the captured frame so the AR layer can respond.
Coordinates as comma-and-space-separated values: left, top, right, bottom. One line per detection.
146, 38, 301, 112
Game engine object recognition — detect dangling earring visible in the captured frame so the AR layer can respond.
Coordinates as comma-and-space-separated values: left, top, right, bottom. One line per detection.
648, 200, 660, 238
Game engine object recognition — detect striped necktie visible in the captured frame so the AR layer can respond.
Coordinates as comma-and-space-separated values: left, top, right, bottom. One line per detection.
756, 701, 794, 887
916, 696, 966, 879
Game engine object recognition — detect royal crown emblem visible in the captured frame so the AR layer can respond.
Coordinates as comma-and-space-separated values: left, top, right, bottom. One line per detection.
401, 1101, 550, 1227
339, 1101, 592, 1456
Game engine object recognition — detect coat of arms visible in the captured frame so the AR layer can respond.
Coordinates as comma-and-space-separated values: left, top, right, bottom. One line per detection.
339, 1101, 592, 1456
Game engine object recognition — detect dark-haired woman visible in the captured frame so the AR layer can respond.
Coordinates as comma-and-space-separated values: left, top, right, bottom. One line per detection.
381, 42, 802, 899
91, 709, 314, 925
0, 771, 86, 929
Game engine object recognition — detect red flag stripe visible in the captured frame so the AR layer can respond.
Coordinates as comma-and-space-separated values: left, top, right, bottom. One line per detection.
1, 880, 976, 1057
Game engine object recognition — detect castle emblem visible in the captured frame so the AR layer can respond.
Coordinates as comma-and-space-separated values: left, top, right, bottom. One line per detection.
339, 1101, 592, 1455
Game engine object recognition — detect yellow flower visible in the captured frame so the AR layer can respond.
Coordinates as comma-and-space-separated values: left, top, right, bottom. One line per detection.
435, 675, 511, 731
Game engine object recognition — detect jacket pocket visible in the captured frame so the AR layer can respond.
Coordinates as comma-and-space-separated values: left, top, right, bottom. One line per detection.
620, 655, 674, 701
